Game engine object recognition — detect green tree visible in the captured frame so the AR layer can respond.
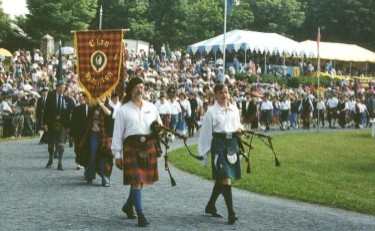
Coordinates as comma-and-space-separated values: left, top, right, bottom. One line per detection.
148, 0, 189, 50
248, 0, 305, 37
90, 0, 155, 44
23, 0, 97, 43
297, 0, 375, 50
184, 0, 223, 46
0, 0, 13, 46
227, 2, 254, 32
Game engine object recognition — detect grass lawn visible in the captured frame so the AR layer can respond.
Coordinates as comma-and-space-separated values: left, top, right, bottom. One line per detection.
168, 130, 375, 215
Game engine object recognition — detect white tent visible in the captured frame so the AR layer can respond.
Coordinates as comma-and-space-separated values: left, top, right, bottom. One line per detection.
186, 29, 305, 56
300, 40, 375, 62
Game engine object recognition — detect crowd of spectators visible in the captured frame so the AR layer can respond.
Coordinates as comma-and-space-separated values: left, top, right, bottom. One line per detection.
1, 43, 375, 140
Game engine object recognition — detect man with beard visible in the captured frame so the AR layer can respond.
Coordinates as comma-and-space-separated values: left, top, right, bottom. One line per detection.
112, 77, 162, 227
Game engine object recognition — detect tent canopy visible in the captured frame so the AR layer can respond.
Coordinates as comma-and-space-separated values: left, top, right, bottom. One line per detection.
187, 29, 304, 56
300, 40, 375, 63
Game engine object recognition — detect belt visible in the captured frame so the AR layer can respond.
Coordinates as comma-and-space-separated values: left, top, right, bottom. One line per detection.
212, 132, 237, 139
125, 134, 154, 144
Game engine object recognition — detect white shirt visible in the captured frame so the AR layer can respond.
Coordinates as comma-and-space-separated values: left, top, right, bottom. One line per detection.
1, 100, 12, 115
179, 99, 191, 117
260, 100, 273, 110
156, 101, 171, 115
198, 101, 242, 161
279, 101, 290, 110
348, 100, 356, 111
109, 100, 121, 119
327, 97, 338, 108
111, 100, 162, 159
316, 101, 326, 111
170, 100, 181, 115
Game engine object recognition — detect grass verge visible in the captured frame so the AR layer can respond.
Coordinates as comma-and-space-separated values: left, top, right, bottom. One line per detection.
168, 130, 375, 215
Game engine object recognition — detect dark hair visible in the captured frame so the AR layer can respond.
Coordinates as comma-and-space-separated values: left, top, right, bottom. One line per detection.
213, 83, 226, 94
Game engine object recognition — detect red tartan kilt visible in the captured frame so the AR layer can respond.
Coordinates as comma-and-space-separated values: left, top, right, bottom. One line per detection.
122, 140, 159, 185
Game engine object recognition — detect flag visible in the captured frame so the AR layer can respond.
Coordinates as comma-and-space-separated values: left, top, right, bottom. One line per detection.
227, 0, 233, 12
56, 40, 63, 81
74, 29, 124, 103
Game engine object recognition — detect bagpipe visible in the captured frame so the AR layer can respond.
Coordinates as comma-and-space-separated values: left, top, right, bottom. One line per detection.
150, 121, 203, 187
237, 130, 281, 174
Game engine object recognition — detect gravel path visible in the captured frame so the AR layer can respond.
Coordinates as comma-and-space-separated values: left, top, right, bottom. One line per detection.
0, 130, 374, 231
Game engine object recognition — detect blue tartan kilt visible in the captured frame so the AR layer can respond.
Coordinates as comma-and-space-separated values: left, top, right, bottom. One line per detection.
211, 136, 241, 181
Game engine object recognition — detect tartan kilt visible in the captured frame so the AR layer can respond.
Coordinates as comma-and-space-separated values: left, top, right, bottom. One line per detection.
122, 139, 159, 185
47, 127, 67, 144
211, 136, 241, 181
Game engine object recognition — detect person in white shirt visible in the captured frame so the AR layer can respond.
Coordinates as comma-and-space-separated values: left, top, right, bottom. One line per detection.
111, 77, 162, 227
0, 95, 13, 138
198, 83, 242, 225
347, 96, 356, 127
316, 96, 326, 127
279, 95, 291, 130
326, 94, 339, 128
169, 93, 182, 131
176, 92, 191, 136
259, 95, 273, 131
109, 92, 121, 119
155, 93, 171, 127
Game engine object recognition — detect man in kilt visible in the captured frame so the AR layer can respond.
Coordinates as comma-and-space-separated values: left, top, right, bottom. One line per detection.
198, 83, 242, 225
43, 80, 71, 170
111, 77, 162, 227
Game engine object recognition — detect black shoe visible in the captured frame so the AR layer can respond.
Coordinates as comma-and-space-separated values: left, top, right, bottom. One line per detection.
228, 214, 238, 224
122, 203, 137, 219
137, 214, 150, 227
205, 205, 223, 218
57, 164, 64, 171
46, 160, 53, 168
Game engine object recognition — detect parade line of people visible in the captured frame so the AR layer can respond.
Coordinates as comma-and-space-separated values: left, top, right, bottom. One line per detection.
1, 47, 375, 227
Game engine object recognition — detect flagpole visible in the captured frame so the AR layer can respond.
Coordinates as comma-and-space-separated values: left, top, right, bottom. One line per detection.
317, 27, 321, 132
99, 5, 103, 30
223, 0, 227, 81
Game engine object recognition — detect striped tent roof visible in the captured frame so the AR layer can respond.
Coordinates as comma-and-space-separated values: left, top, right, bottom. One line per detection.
187, 29, 306, 56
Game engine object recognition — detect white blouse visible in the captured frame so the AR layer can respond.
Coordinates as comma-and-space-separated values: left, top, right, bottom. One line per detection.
198, 101, 242, 163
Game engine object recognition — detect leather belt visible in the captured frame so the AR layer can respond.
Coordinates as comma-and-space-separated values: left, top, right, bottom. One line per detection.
212, 132, 237, 139
125, 134, 154, 144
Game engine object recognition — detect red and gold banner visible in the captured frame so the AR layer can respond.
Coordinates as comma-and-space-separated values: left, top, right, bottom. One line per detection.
74, 29, 124, 103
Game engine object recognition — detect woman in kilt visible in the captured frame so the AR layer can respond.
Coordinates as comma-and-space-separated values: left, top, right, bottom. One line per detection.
198, 83, 242, 225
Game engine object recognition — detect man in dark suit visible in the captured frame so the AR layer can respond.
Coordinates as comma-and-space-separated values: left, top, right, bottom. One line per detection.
43, 81, 70, 170
70, 92, 91, 170
36, 86, 49, 144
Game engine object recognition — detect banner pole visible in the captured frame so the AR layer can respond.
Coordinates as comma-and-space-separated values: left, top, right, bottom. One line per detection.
99, 5, 103, 30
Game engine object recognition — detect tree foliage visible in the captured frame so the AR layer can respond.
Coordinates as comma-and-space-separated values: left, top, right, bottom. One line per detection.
247, 0, 305, 37
2, 0, 374, 52
0, 0, 13, 44
22, 0, 97, 43
297, 0, 375, 50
